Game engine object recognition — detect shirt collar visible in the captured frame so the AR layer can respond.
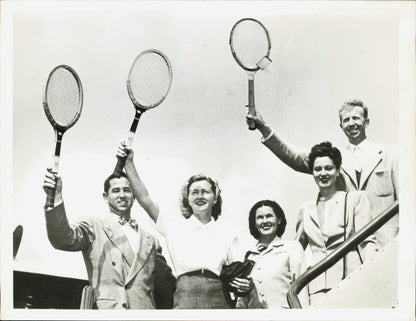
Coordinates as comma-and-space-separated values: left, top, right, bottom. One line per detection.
349, 138, 369, 151
256, 236, 283, 250
268, 236, 283, 247
108, 211, 133, 224
108, 212, 121, 223
188, 214, 215, 230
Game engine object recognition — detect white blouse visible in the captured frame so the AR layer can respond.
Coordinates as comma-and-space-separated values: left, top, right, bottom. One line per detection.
156, 210, 237, 277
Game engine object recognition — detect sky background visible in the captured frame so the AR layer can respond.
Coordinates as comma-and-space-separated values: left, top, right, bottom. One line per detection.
1, 1, 415, 319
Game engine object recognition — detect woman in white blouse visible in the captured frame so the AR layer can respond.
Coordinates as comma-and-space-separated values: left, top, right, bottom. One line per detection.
231, 200, 307, 309
295, 141, 377, 305
118, 143, 237, 309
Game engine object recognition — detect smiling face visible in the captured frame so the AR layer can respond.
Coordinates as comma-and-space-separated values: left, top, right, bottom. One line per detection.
339, 106, 369, 145
103, 177, 134, 217
255, 205, 280, 240
312, 156, 340, 192
188, 179, 216, 216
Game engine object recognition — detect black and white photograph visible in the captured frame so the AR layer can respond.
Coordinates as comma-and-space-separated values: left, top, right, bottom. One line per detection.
0, 1, 415, 320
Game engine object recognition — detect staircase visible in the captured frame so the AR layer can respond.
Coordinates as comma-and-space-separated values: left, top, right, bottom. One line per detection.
312, 237, 398, 308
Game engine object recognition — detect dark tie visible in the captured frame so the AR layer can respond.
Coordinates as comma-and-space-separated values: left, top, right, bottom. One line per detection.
118, 216, 138, 231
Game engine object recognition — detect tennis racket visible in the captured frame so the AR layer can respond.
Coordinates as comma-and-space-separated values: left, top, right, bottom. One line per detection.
113, 49, 173, 176
43, 65, 83, 209
229, 18, 272, 130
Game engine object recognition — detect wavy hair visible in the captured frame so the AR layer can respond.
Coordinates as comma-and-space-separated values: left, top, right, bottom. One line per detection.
103, 171, 128, 194
338, 98, 368, 120
308, 141, 342, 172
179, 174, 222, 220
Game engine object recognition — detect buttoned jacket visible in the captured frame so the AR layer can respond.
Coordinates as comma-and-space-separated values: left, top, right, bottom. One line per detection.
262, 134, 398, 247
45, 202, 158, 309
235, 238, 307, 309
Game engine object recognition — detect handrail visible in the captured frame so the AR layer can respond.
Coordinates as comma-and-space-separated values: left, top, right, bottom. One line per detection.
287, 201, 399, 308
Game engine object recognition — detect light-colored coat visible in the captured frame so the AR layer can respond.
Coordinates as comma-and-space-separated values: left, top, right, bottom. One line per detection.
262, 135, 398, 248
235, 238, 308, 309
296, 191, 376, 296
45, 202, 158, 309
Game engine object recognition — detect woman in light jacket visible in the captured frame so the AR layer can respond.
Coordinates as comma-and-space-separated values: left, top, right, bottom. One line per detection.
231, 200, 308, 308
296, 141, 377, 305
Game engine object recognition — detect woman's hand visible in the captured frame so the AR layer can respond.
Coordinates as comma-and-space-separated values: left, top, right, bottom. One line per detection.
117, 141, 134, 165
229, 277, 254, 295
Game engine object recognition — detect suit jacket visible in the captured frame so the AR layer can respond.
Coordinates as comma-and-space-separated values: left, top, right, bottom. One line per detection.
235, 238, 308, 309
45, 202, 158, 309
295, 191, 376, 296
262, 134, 399, 248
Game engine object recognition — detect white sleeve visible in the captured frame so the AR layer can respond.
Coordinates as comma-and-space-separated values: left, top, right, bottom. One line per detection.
155, 207, 180, 237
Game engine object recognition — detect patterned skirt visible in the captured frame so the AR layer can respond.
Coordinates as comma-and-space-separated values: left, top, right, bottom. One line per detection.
174, 273, 232, 309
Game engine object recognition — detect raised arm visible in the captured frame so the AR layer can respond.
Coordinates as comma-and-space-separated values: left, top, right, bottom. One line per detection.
42, 169, 92, 251
118, 142, 159, 223
247, 113, 311, 174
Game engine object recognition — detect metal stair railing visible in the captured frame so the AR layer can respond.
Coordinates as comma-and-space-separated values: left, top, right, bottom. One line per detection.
287, 201, 399, 308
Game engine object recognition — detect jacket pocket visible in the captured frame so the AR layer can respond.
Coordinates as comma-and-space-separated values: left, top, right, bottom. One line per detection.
95, 298, 119, 309
372, 169, 393, 197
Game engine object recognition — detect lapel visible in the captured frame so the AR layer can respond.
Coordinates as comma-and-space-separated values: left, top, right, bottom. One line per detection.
102, 216, 135, 266
360, 142, 383, 189
306, 201, 326, 247
341, 147, 359, 189
125, 230, 154, 286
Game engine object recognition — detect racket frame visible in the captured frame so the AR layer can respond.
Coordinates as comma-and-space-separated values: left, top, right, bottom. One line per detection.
113, 49, 173, 176
229, 18, 271, 130
126, 48, 173, 112
43, 65, 83, 208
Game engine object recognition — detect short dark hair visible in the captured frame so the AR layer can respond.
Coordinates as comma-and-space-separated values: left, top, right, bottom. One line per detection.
104, 171, 128, 193
308, 141, 342, 172
180, 174, 222, 221
248, 200, 287, 240
339, 99, 368, 120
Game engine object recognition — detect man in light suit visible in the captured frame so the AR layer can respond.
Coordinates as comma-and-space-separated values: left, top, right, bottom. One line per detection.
42, 169, 159, 309
246, 99, 398, 248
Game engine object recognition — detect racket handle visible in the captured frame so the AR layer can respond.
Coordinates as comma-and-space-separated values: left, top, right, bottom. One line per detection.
247, 78, 256, 130
45, 187, 56, 209
247, 106, 256, 130
45, 137, 61, 209
113, 155, 126, 177
113, 110, 142, 176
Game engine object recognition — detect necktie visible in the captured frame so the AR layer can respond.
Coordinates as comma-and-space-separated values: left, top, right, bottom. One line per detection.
352, 146, 363, 172
118, 216, 138, 231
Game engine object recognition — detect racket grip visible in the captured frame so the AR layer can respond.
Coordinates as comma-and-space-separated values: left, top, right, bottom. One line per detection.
247, 116, 256, 130
113, 155, 127, 177
45, 187, 56, 209
247, 105, 257, 130
247, 78, 256, 130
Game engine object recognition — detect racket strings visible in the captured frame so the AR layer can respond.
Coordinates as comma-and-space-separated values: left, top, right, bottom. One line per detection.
129, 52, 171, 107
46, 68, 81, 127
231, 20, 270, 69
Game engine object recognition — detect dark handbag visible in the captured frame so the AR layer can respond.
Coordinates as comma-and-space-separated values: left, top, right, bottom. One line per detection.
219, 259, 255, 293
154, 248, 177, 309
